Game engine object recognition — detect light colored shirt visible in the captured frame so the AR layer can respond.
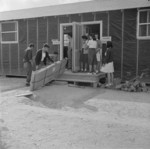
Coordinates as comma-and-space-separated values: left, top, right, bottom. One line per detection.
87, 40, 97, 49
64, 34, 69, 47
41, 51, 46, 61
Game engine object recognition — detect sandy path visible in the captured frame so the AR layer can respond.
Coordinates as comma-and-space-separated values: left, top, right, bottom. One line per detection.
1, 87, 150, 149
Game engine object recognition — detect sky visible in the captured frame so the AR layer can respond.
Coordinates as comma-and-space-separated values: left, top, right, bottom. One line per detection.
0, 0, 92, 12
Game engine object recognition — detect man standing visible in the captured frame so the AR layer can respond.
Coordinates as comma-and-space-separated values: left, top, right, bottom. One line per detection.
23, 43, 34, 86
35, 43, 54, 70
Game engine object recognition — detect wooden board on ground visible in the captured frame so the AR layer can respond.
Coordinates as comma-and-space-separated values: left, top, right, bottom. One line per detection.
30, 59, 67, 91
16, 91, 33, 97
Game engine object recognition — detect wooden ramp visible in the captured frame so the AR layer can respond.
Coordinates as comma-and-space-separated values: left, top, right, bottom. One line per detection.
30, 59, 67, 91
56, 70, 106, 88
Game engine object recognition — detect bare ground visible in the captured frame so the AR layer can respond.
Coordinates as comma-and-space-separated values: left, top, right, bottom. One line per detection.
0, 77, 150, 149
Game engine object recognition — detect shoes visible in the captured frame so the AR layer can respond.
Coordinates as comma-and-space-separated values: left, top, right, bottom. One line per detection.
87, 72, 92, 75
26, 82, 30, 86
92, 72, 96, 75
105, 83, 112, 88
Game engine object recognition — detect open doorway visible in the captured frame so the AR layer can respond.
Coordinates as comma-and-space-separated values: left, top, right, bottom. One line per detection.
63, 25, 72, 59
82, 24, 100, 38
60, 21, 102, 72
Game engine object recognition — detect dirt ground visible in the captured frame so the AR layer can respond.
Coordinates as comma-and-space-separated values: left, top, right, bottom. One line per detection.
0, 77, 150, 149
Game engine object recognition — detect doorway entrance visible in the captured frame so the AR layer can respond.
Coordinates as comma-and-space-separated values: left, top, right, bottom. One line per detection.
60, 21, 103, 72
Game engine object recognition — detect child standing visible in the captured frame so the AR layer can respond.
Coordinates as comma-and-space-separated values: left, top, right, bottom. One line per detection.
80, 35, 88, 72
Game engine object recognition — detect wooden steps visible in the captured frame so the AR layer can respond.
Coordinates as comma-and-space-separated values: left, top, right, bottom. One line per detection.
56, 71, 106, 88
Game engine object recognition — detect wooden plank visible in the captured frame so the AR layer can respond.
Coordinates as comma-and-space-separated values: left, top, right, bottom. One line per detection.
30, 59, 67, 91
16, 91, 33, 97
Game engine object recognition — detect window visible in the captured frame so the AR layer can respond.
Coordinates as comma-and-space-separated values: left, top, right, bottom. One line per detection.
0, 21, 18, 43
138, 10, 150, 39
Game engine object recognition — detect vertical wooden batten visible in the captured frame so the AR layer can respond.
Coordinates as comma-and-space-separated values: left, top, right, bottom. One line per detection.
18, 21, 20, 74
47, 17, 49, 44
107, 11, 110, 36
57, 17, 60, 40
27, 20, 29, 46
136, 9, 139, 77
93, 12, 96, 21
136, 39, 139, 76
37, 18, 39, 50
121, 10, 124, 79
9, 44, 11, 74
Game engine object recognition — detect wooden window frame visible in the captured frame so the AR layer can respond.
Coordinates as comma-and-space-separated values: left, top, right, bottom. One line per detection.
137, 9, 150, 40
0, 21, 18, 44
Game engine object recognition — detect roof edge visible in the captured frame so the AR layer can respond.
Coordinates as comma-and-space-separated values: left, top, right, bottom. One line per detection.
0, 0, 150, 21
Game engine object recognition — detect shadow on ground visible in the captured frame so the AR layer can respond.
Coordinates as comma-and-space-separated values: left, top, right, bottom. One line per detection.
33, 84, 105, 111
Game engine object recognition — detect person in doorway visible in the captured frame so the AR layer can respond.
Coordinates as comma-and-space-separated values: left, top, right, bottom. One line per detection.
80, 35, 88, 72
35, 43, 54, 70
87, 34, 97, 74
23, 43, 34, 86
95, 34, 102, 73
101, 41, 114, 87
67, 33, 73, 70
63, 34, 69, 59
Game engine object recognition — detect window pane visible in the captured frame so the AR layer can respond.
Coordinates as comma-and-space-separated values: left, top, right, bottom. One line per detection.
139, 25, 147, 36
2, 32, 17, 42
1, 22, 17, 32
140, 11, 148, 23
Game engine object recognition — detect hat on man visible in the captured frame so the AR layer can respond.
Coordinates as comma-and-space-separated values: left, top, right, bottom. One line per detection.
43, 43, 50, 48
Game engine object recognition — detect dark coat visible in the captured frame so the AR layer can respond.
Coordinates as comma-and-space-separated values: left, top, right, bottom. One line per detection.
105, 48, 113, 64
35, 49, 53, 66
23, 47, 32, 63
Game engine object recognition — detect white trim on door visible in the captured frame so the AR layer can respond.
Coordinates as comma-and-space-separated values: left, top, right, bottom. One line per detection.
60, 21, 103, 60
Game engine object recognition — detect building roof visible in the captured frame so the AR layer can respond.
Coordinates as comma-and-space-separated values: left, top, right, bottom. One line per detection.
0, 0, 149, 21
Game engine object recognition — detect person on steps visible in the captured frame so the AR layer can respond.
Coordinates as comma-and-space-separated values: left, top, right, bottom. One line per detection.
101, 41, 114, 87
80, 35, 88, 72
87, 34, 97, 74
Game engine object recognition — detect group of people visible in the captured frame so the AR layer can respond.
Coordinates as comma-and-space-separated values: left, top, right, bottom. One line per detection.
80, 33, 114, 87
23, 43, 54, 86
80, 34, 102, 74
23, 34, 114, 87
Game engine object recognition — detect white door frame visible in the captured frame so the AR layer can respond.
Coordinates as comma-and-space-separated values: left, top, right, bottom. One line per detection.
60, 23, 73, 60
60, 21, 103, 60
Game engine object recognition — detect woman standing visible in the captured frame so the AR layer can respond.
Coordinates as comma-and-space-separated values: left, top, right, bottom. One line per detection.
87, 34, 97, 73
80, 35, 88, 72
101, 41, 114, 87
